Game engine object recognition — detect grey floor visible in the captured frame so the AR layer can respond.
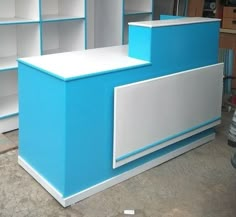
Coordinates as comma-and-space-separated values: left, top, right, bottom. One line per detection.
0, 111, 236, 217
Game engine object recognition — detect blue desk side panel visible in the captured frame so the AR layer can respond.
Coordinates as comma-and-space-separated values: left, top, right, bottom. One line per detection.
18, 63, 66, 194
129, 21, 220, 72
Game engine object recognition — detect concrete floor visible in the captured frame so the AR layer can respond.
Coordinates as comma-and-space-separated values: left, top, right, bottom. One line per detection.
0, 111, 236, 217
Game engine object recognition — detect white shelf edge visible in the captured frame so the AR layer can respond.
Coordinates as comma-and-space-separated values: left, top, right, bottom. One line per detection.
0, 56, 18, 71
41, 14, 85, 22
0, 94, 18, 119
0, 17, 39, 25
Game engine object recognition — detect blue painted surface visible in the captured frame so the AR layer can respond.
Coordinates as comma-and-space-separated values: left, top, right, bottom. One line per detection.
160, 15, 184, 20
129, 21, 220, 73
18, 64, 66, 193
19, 19, 221, 198
128, 26, 152, 61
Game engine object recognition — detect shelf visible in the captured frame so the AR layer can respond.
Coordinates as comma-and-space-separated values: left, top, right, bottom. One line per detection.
41, 14, 84, 22
125, 10, 152, 15
0, 56, 17, 71
0, 94, 18, 119
0, 17, 38, 25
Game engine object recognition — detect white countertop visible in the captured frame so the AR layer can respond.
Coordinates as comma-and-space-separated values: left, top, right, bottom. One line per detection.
19, 45, 150, 81
129, 17, 221, 28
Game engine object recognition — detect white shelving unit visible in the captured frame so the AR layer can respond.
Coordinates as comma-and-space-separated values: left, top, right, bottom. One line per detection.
87, 0, 153, 48
0, 0, 86, 133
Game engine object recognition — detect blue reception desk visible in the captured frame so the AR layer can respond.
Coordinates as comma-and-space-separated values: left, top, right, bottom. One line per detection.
18, 17, 223, 207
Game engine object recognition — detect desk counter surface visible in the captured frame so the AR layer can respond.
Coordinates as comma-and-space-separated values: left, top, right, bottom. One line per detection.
129, 17, 220, 27
18, 45, 150, 81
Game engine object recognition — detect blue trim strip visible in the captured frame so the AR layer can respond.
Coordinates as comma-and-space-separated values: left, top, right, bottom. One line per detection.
0, 113, 18, 120
116, 117, 221, 162
18, 60, 151, 81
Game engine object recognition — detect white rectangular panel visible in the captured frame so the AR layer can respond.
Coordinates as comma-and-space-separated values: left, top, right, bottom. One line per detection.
113, 63, 224, 168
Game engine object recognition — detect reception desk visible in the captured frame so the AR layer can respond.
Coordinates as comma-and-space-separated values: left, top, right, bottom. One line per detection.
18, 17, 223, 207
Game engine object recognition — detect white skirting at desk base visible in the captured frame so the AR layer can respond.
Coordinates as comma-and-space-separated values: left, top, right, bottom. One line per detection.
18, 132, 215, 207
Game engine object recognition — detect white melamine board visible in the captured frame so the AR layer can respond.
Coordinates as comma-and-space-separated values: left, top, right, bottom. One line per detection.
91, 0, 122, 48
0, 0, 39, 21
15, 0, 39, 20
41, 0, 59, 16
0, 94, 18, 118
0, 70, 17, 98
0, 17, 37, 24
59, 20, 85, 51
41, 0, 84, 19
20, 46, 149, 79
42, 20, 84, 54
58, 0, 84, 17
123, 14, 152, 44
0, 25, 17, 58
17, 24, 40, 58
125, 0, 152, 13
113, 63, 224, 167
129, 17, 220, 28
0, 0, 15, 18
42, 22, 60, 52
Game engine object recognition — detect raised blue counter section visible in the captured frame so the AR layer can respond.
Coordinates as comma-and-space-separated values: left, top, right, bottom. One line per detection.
18, 17, 223, 207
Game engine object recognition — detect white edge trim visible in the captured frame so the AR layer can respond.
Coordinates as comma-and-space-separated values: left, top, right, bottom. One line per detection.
18, 133, 215, 207
129, 17, 221, 28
